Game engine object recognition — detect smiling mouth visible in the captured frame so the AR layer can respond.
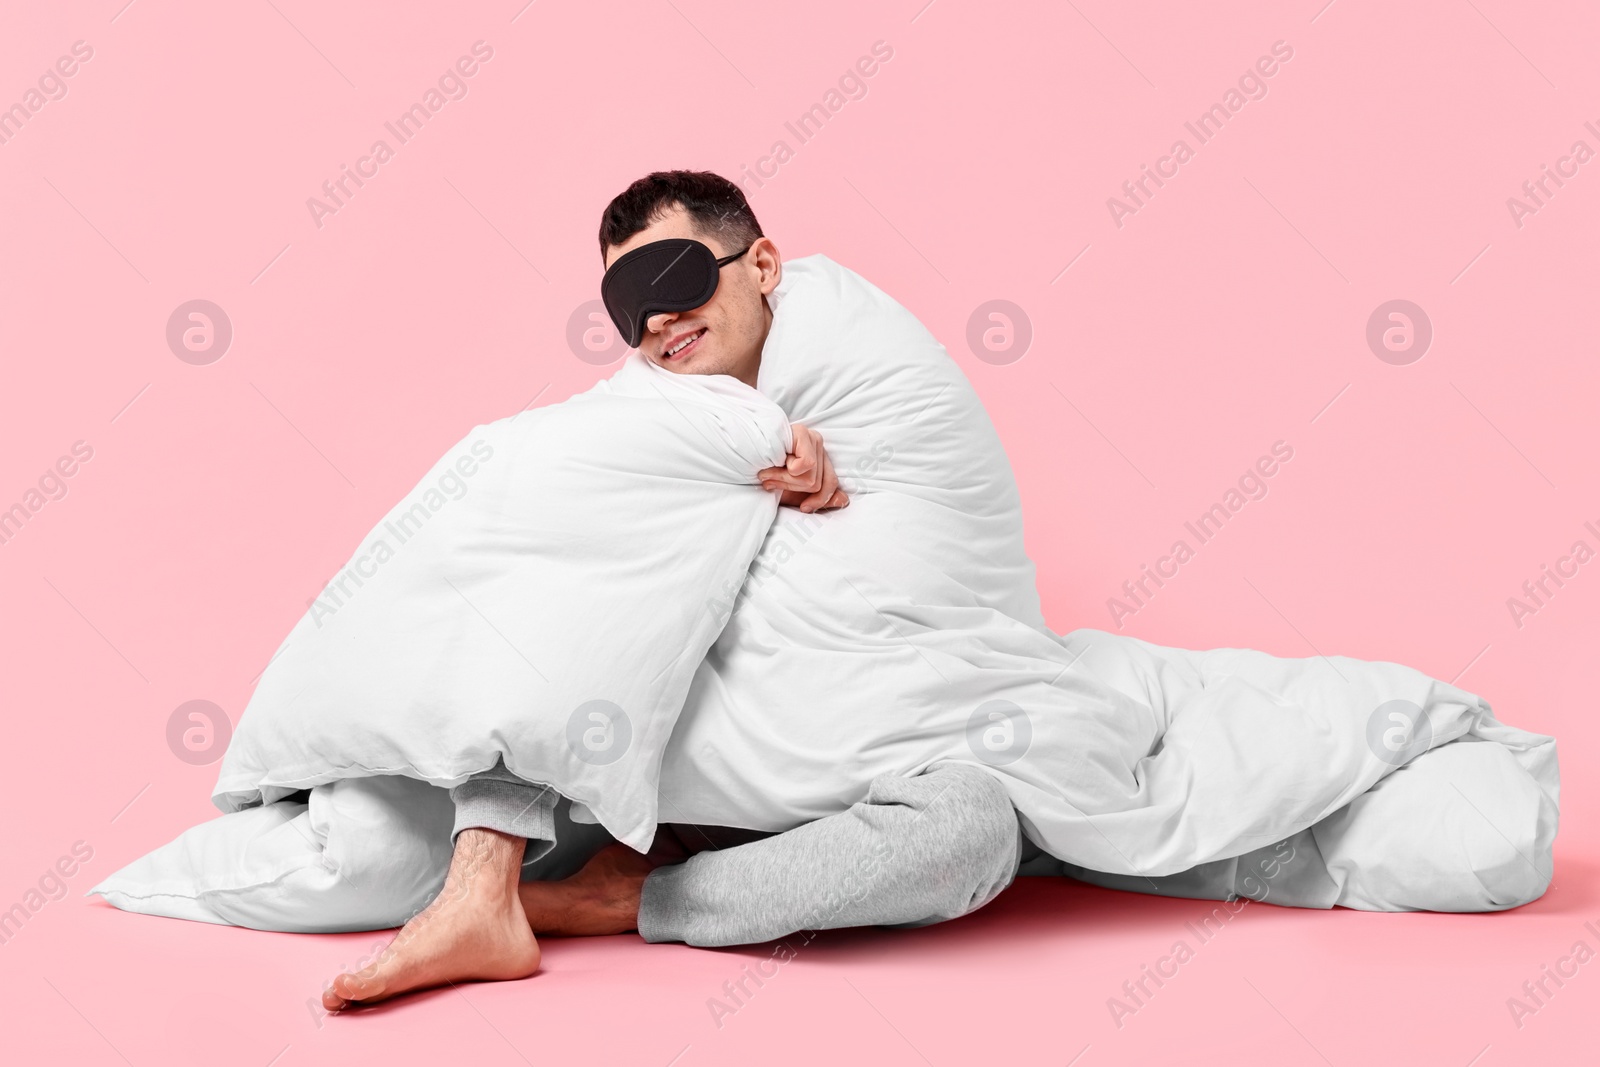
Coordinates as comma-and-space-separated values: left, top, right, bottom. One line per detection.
663, 328, 706, 360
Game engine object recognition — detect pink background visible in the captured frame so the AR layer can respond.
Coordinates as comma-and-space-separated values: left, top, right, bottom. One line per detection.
2, 0, 1596, 1063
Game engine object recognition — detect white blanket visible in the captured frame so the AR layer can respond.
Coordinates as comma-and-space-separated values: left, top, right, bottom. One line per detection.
659, 255, 1559, 906
212, 355, 790, 850
120, 254, 1555, 918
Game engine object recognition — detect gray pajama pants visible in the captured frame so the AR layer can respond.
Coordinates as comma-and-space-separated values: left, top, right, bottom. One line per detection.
450, 761, 1023, 947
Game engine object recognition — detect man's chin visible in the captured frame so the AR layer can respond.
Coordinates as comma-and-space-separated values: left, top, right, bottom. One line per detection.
656, 352, 721, 376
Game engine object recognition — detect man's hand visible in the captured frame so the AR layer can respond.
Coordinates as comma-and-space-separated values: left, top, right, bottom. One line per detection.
758, 423, 849, 513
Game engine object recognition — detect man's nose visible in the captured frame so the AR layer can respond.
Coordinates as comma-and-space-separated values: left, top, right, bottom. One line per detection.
645, 310, 677, 336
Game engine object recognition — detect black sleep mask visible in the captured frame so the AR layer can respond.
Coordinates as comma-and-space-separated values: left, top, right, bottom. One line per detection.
600, 238, 750, 348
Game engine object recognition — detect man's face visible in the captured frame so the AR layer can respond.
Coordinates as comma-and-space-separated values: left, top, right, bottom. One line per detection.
602, 204, 781, 387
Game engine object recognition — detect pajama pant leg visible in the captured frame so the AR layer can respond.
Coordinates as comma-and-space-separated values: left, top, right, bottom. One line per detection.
449, 757, 559, 863
638, 762, 1023, 946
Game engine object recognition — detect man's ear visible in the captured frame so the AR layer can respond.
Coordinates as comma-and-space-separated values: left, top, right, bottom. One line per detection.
751, 237, 782, 296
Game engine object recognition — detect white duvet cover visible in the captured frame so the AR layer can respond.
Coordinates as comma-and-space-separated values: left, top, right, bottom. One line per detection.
209, 355, 790, 850
658, 256, 1559, 909
98, 255, 1557, 924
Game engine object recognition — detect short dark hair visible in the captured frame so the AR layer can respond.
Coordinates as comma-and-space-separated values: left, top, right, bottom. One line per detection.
598, 170, 763, 260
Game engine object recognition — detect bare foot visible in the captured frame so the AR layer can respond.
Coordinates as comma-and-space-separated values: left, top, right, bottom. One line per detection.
322, 828, 541, 1011
519, 843, 654, 936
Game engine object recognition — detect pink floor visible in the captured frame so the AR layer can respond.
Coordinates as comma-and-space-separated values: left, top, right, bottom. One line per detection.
5, 863, 1597, 1064
4, 0, 1598, 1062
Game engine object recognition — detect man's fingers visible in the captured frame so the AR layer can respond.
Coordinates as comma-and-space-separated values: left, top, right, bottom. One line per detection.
760, 470, 813, 493
759, 461, 812, 493
757, 465, 794, 491
765, 458, 821, 496
775, 482, 848, 510
767, 424, 850, 502
761, 426, 819, 493
803, 486, 850, 512
799, 450, 842, 513
787, 425, 819, 484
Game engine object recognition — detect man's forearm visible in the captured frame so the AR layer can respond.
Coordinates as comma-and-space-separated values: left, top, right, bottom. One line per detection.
638, 763, 1021, 946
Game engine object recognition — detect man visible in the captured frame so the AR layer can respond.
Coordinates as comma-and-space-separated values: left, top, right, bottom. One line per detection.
322, 172, 1025, 1010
